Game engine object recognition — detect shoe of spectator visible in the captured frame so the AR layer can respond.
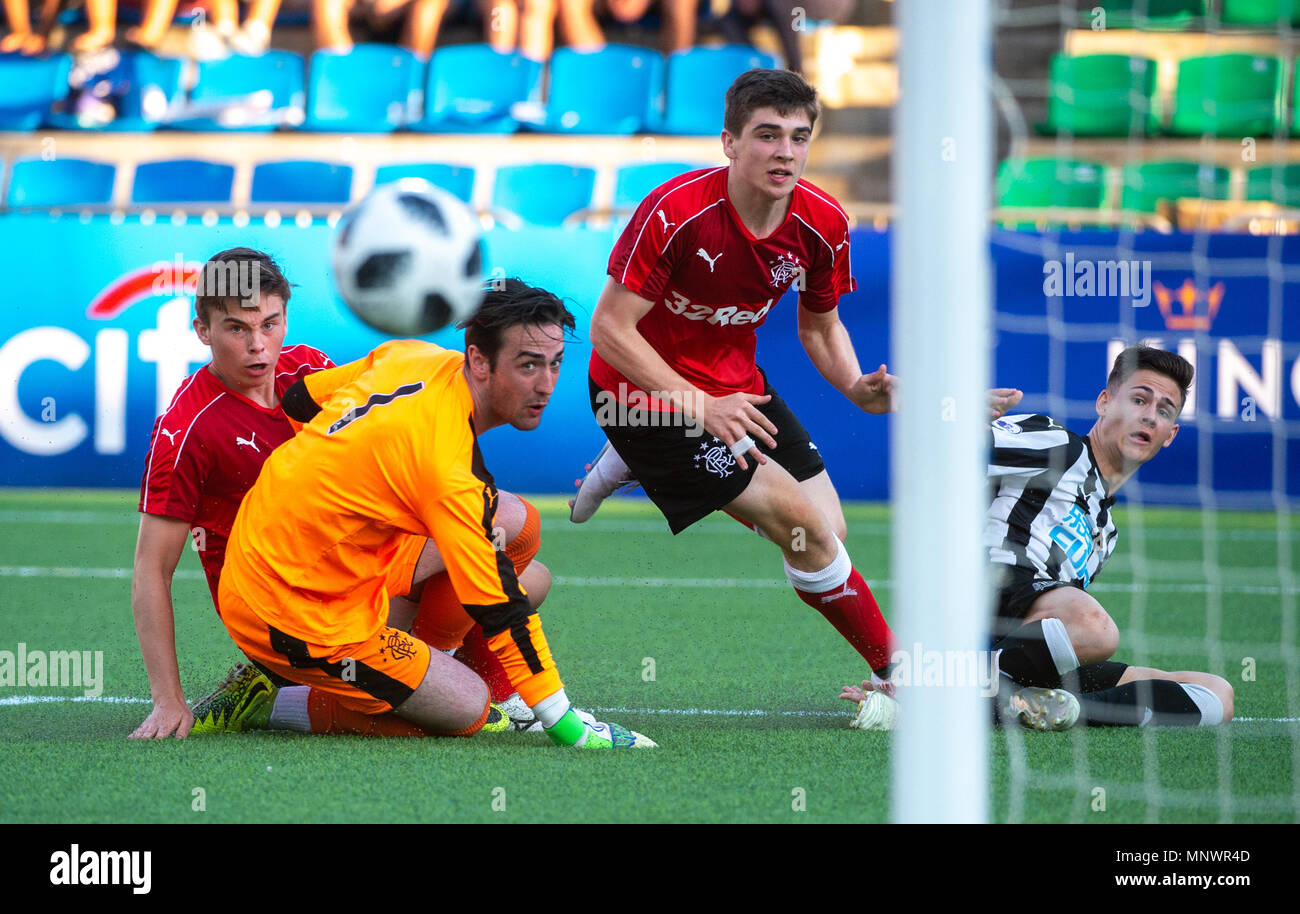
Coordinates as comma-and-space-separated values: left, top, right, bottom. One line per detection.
188, 22, 231, 60
229, 20, 271, 55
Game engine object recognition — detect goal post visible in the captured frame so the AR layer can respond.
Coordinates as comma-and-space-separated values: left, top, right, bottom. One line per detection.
890, 0, 994, 824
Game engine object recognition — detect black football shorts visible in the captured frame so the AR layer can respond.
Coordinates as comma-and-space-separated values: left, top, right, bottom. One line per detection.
588, 371, 826, 534
992, 562, 1082, 632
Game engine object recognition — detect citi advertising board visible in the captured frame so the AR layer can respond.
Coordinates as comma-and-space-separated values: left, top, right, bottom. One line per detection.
0, 217, 1296, 503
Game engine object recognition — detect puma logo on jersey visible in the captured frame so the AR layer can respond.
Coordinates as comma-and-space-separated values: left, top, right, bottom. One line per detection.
657, 210, 674, 230
835, 235, 850, 253
696, 249, 722, 272
820, 582, 858, 604
159, 428, 178, 445
235, 432, 260, 452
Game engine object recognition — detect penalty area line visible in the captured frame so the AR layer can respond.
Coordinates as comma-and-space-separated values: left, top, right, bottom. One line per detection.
1, 695, 1296, 723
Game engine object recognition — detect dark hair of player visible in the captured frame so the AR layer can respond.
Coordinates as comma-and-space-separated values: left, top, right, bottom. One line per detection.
194, 247, 293, 326
723, 68, 820, 137
1106, 345, 1195, 409
458, 278, 577, 368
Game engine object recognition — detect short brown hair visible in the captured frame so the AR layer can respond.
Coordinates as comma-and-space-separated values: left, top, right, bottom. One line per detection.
1107, 345, 1194, 410
194, 247, 292, 326
458, 277, 575, 368
724, 68, 820, 137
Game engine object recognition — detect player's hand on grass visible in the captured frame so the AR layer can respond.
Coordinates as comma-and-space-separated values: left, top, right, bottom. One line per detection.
988, 387, 1023, 419
851, 365, 897, 414
696, 391, 778, 471
130, 697, 194, 739
839, 680, 871, 703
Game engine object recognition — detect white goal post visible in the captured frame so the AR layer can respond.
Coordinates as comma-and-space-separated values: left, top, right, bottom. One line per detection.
890, 0, 993, 824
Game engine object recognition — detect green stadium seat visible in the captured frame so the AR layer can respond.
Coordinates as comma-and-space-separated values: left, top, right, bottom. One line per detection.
1042, 54, 1158, 137
1220, 0, 1300, 26
1245, 164, 1300, 206
996, 158, 1107, 209
1169, 54, 1282, 137
1082, 0, 1205, 29
1120, 161, 1231, 212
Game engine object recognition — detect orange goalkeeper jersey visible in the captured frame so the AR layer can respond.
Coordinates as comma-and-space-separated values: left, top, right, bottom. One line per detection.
224, 340, 541, 658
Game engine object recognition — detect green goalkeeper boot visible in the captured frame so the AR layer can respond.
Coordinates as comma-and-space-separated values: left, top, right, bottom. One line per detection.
190, 663, 276, 735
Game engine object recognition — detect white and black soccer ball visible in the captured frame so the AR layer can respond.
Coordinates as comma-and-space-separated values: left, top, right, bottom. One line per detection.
331, 178, 485, 336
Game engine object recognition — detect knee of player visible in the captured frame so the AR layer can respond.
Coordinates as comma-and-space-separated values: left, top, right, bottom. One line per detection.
523, 560, 551, 609
1209, 675, 1235, 722
1084, 604, 1120, 658
495, 491, 527, 542
832, 517, 848, 544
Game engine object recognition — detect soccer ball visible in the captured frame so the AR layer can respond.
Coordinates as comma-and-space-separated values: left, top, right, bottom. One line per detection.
331, 178, 485, 336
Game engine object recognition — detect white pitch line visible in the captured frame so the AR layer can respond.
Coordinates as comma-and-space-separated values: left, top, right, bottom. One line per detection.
0, 694, 1295, 723
4, 565, 1299, 595
3, 509, 1298, 543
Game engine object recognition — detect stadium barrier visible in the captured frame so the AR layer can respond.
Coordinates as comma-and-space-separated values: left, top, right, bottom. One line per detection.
0, 217, 1295, 503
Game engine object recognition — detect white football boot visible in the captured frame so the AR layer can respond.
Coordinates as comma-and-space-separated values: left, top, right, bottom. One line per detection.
499, 692, 597, 733
569, 441, 639, 523
850, 690, 900, 731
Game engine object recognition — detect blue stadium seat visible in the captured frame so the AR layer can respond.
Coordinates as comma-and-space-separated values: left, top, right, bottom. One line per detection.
173, 51, 306, 131
492, 163, 596, 226
132, 159, 235, 204
5, 157, 115, 207
658, 45, 780, 135
614, 161, 711, 208
44, 51, 184, 132
0, 54, 72, 130
538, 45, 663, 134
251, 160, 352, 203
302, 45, 423, 132
415, 44, 540, 133
373, 163, 475, 203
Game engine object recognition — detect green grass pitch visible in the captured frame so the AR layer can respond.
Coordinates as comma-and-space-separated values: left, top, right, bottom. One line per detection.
0, 489, 1297, 823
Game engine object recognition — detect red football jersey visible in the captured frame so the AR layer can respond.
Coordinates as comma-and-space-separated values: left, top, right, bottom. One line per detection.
138, 344, 334, 607
593, 166, 856, 405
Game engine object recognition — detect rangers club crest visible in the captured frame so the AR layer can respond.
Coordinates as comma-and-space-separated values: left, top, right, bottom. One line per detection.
694, 438, 736, 478
769, 251, 803, 289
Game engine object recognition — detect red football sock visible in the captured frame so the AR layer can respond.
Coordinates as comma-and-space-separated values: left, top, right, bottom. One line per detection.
458, 625, 516, 702
792, 567, 895, 673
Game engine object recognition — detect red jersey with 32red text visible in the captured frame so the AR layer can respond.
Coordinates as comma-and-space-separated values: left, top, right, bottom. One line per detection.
138, 344, 334, 607
593, 165, 857, 405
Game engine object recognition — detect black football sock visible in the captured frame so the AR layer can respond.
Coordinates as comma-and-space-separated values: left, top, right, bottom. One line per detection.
1061, 661, 1129, 694
993, 619, 1078, 688
1077, 679, 1205, 727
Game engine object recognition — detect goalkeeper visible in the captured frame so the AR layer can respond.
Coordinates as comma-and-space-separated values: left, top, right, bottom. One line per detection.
218, 279, 654, 748
844, 345, 1234, 730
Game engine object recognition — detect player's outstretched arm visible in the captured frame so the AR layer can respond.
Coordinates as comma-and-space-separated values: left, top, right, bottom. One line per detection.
796, 305, 896, 414
591, 278, 777, 469
129, 514, 195, 739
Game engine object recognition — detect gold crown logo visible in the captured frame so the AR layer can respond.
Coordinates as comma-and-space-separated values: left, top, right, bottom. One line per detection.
1153, 279, 1224, 331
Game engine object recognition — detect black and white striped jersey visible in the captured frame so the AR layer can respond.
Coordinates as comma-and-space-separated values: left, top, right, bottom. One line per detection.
984, 414, 1117, 588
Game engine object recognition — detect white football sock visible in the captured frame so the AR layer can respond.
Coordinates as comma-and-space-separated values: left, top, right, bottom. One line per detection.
1179, 683, 1225, 726
1040, 617, 1081, 676
267, 686, 312, 732
783, 539, 852, 593
531, 688, 571, 728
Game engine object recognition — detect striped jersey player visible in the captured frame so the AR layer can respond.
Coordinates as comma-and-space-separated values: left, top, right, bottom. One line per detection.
981, 347, 1234, 729
986, 412, 1117, 590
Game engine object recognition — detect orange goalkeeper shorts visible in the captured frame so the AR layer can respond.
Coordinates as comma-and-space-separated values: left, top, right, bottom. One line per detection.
220, 584, 431, 714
